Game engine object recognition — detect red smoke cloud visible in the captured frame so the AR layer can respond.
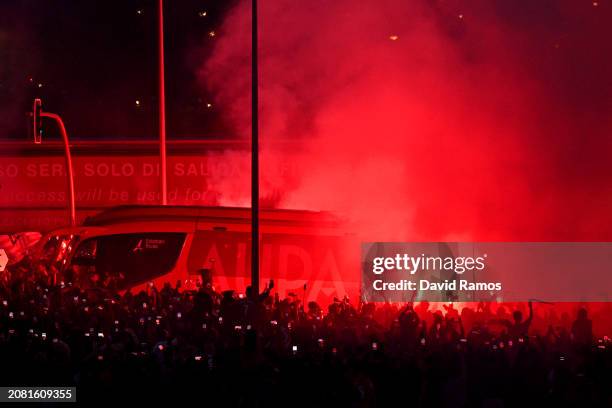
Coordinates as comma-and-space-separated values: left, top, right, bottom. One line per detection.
200, 0, 612, 242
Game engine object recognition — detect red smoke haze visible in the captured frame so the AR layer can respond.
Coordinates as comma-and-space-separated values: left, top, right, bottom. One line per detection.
200, 0, 612, 242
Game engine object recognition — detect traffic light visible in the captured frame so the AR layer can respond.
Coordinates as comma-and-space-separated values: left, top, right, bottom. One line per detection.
32, 98, 43, 144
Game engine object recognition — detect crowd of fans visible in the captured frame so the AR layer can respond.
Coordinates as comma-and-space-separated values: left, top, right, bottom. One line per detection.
1, 262, 610, 407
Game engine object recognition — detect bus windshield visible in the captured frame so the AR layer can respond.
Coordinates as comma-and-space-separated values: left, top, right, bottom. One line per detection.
70, 233, 186, 289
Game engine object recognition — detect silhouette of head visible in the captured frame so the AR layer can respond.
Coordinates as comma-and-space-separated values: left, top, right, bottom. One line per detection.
513, 310, 523, 323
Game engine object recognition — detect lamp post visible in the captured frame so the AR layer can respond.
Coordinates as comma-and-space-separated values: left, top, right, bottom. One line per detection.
32, 98, 76, 226
158, 0, 168, 205
251, 0, 260, 298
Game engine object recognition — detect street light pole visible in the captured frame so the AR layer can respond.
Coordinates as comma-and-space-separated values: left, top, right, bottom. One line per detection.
251, 0, 260, 298
32, 99, 76, 227
44, 113, 76, 226
158, 0, 168, 205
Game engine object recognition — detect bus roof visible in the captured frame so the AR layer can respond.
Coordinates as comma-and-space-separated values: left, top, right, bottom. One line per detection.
83, 205, 342, 229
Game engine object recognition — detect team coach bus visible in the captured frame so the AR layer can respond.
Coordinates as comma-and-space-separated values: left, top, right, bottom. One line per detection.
35, 205, 360, 305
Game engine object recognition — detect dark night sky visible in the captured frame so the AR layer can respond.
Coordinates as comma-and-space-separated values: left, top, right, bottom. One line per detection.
0, 0, 234, 140
1, 0, 611, 144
